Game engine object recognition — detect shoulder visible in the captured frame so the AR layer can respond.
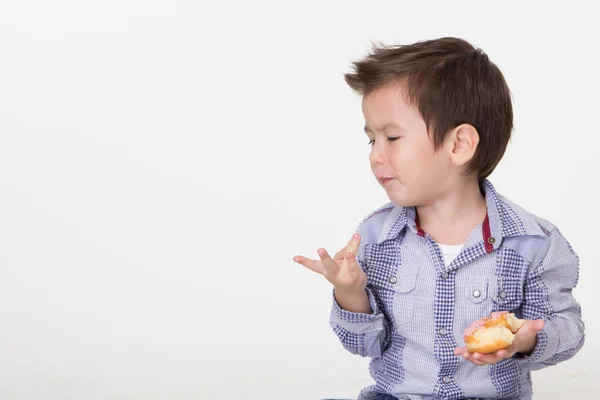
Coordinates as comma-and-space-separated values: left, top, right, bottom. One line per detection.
355, 202, 396, 239
354, 202, 403, 259
495, 191, 558, 237
494, 190, 577, 264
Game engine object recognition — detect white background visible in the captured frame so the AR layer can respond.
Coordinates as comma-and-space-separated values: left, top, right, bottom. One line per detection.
0, 1, 598, 399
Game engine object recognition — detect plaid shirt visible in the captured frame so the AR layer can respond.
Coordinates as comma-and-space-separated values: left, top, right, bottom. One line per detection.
330, 180, 584, 400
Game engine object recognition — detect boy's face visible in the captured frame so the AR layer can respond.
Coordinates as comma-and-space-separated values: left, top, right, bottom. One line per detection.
362, 83, 454, 207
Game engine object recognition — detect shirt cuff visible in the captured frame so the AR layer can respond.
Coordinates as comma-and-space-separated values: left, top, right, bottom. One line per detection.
330, 287, 384, 334
516, 323, 558, 365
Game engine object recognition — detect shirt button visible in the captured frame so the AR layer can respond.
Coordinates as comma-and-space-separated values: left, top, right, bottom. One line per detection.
488, 237, 496, 244
439, 327, 447, 336
472, 289, 481, 298
441, 271, 449, 279
389, 276, 397, 284
442, 375, 451, 384
499, 291, 507, 299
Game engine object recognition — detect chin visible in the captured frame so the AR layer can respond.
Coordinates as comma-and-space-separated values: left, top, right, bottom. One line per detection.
387, 192, 417, 208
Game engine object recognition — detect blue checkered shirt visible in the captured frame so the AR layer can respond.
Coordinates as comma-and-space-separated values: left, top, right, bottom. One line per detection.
330, 180, 584, 400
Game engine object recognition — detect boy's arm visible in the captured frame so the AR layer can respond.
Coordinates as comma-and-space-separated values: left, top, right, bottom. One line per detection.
516, 228, 585, 370
329, 259, 388, 358
329, 226, 389, 358
294, 228, 389, 357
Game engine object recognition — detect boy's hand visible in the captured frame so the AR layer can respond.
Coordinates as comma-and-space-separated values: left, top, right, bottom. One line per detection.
454, 319, 545, 366
293, 234, 367, 292
294, 234, 371, 313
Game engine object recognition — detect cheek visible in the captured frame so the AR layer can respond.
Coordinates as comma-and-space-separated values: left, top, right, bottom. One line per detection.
392, 145, 431, 172
400, 151, 444, 188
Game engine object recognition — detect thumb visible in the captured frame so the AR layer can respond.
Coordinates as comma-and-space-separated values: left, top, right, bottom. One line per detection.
531, 319, 545, 332
520, 319, 545, 336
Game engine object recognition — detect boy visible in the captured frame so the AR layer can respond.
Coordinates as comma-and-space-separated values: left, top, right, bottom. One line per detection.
293, 37, 584, 400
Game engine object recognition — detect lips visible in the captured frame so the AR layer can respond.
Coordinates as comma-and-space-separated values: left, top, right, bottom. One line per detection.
377, 176, 394, 185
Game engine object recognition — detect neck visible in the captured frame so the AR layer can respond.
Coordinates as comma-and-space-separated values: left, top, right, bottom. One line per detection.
416, 179, 487, 245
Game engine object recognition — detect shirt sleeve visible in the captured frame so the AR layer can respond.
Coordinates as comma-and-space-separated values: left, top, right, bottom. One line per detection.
516, 228, 585, 370
329, 280, 388, 357
328, 221, 389, 357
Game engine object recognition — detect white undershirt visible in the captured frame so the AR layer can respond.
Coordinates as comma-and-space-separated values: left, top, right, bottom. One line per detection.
437, 243, 465, 267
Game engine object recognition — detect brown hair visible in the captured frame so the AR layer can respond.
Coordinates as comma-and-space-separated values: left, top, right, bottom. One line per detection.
345, 37, 513, 180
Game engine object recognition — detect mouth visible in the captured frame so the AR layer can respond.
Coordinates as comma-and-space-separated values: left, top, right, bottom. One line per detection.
377, 177, 394, 186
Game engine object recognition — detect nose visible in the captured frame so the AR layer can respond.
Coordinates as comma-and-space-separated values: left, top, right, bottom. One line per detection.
369, 141, 385, 166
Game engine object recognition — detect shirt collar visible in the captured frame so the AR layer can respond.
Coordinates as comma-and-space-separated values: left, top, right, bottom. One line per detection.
377, 179, 546, 249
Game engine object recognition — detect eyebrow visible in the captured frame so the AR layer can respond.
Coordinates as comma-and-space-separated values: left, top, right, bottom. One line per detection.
363, 123, 403, 134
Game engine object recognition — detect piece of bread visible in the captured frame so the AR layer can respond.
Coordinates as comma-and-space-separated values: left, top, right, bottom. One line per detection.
463, 311, 525, 354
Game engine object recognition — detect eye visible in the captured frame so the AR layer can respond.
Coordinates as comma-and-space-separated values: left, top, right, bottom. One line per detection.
367, 137, 400, 146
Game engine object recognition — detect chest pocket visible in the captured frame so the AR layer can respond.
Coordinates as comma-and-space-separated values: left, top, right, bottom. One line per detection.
366, 260, 419, 327
464, 276, 490, 304
492, 276, 524, 312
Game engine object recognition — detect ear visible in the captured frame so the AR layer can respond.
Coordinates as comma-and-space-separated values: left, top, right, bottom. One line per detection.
445, 124, 479, 167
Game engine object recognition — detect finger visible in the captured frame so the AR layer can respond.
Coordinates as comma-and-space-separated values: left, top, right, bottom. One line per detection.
523, 319, 545, 333
334, 234, 362, 263
473, 352, 503, 365
339, 234, 356, 253
496, 349, 508, 358
461, 352, 486, 366
516, 319, 545, 338
293, 256, 325, 275
347, 233, 361, 255
495, 346, 518, 358
333, 250, 345, 261
531, 319, 545, 332
499, 345, 517, 358
317, 248, 337, 276
345, 251, 359, 274
454, 347, 468, 355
